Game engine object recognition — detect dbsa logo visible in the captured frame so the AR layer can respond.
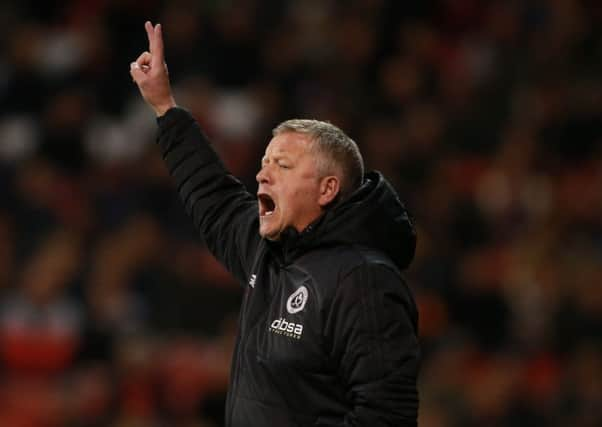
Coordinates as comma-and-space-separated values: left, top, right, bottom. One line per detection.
269, 318, 304, 339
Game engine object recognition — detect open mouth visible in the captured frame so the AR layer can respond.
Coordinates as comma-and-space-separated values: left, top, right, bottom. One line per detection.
258, 193, 276, 217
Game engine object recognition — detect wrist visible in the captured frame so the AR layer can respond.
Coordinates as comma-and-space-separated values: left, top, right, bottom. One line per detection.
154, 98, 177, 117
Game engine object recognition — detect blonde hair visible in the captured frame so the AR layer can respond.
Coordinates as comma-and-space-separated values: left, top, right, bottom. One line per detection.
273, 119, 364, 199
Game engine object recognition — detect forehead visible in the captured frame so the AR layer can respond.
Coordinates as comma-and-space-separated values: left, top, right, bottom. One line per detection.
264, 131, 315, 156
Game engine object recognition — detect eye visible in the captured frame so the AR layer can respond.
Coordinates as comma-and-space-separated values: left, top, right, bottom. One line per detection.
278, 161, 290, 169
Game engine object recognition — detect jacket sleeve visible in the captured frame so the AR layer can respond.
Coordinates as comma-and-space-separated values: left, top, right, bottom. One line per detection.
156, 107, 261, 285
325, 262, 420, 427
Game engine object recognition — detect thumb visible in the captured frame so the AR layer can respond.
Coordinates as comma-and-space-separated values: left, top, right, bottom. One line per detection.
130, 62, 146, 84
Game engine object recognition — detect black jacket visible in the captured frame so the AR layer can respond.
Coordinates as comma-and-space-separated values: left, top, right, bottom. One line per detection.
156, 107, 420, 427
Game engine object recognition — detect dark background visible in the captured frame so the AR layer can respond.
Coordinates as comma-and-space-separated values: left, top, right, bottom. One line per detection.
0, 0, 601, 426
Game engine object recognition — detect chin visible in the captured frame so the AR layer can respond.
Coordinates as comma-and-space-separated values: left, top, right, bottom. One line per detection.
263, 234, 281, 242
259, 227, 281, 241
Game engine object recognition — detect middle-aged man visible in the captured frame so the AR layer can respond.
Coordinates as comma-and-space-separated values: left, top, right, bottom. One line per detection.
131, 21, 420, 427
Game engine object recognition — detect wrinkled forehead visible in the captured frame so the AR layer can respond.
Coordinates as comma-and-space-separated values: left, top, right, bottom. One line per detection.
264, 131, 317, 157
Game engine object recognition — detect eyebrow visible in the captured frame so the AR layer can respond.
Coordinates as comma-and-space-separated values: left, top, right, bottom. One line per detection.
262, 154, 293, 164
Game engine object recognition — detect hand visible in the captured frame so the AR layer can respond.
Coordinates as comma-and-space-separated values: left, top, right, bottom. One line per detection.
130, 21, 177, 117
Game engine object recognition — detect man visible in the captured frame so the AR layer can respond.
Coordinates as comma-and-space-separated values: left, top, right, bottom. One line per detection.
131, 21, 419, 427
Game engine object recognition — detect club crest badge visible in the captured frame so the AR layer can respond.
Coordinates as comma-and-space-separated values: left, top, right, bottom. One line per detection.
286, 286, 308, 314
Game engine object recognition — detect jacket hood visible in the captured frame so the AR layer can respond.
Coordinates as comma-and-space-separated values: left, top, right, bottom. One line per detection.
277, 171, 416, 270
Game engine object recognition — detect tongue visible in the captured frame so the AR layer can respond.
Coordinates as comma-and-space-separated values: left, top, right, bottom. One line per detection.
264, 196, 275, 212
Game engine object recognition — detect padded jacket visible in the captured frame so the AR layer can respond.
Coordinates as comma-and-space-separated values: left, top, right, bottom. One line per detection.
156, 107, 420, 427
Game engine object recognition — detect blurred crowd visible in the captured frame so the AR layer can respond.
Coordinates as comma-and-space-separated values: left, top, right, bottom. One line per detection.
0, 0, 601, 426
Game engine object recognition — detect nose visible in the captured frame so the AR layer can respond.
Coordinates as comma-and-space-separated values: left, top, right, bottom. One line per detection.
256, 164, 271, 184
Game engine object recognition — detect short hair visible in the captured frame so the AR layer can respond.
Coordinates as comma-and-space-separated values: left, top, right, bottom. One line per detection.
272, 119, 364, 200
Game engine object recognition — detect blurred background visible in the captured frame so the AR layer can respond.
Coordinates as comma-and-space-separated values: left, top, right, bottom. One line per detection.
0, 0, 601, 426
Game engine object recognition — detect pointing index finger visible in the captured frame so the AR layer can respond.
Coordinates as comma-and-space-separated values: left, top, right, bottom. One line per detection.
145, 21, 154, 52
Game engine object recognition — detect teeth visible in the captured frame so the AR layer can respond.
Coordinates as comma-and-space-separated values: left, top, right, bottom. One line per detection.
258, 193, 276, 218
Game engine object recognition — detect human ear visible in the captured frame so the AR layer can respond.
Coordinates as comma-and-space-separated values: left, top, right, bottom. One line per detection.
318, 176, 340, 207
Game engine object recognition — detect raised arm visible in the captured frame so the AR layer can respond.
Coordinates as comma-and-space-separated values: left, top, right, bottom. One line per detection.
131, 22, 261, 285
